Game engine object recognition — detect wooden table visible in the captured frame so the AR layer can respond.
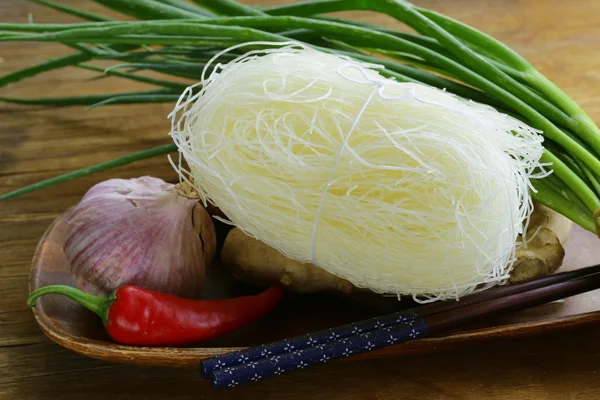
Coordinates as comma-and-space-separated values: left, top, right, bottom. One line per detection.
2, 0, 600, 398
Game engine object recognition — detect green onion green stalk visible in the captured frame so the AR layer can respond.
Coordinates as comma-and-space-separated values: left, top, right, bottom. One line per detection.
1, 0, 599, 235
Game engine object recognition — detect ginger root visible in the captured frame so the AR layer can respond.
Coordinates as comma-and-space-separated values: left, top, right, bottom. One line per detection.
221, 203, 572, 292
509, 203, 572, 283
221, 228, 356, 294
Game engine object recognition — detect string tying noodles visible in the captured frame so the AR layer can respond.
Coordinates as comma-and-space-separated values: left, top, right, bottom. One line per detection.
169, 42, 548, 302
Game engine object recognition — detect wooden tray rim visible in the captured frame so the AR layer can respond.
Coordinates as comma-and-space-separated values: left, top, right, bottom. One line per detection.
29, 214, 600, 368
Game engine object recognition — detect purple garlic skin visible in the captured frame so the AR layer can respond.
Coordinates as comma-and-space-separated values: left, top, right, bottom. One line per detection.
64, 176, 216, 298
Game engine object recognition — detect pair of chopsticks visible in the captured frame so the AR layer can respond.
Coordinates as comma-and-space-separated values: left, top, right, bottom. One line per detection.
201, 264, 600, 389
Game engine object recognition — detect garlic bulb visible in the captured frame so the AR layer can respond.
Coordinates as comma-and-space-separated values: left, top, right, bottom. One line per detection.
64, 176, 216, 297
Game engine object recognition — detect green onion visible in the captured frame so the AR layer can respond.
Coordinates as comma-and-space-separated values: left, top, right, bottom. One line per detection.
76, 63, 189, 91
0, 89, 178, 107
91, 0, 205, 20
0, 0, 598, 234
31, 0, 114, 22
0, 144, 177, 200
154, 0, 214, 17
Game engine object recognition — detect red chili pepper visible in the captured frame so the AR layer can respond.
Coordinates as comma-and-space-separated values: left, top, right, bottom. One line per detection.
27, 284, 283, 346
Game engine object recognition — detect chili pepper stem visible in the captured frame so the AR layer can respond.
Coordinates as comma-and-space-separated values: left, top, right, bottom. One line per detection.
27, 285, 113, 323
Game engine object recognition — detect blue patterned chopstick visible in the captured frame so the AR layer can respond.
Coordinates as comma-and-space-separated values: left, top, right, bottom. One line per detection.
208, 267, 600, 388
200, 309, 418, 376
200, 265, 597, 377
209, 317, 429, 388
200, 264, 600, 387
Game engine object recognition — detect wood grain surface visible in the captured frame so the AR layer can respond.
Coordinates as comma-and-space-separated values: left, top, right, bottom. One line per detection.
2, 0, 600, 399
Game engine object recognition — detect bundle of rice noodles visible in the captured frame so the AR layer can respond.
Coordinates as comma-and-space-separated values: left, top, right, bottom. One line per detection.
170, 43, 547, 302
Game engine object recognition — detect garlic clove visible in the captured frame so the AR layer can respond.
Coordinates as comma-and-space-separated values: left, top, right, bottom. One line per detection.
192, 202, 217, 269
64, 176, 216, 298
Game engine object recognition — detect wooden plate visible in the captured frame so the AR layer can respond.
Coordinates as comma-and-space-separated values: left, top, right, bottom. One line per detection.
29, 212, 600, 368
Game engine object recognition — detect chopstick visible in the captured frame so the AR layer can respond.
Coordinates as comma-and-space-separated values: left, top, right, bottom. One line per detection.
200, 263, 600, 378
202, 264, 600, 388
208, 268, 600, 388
